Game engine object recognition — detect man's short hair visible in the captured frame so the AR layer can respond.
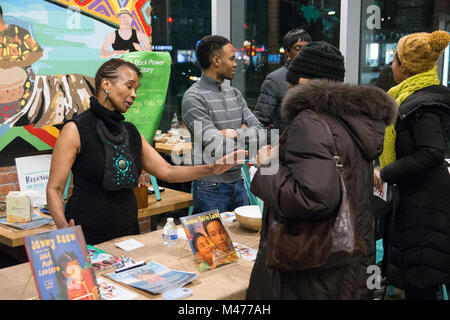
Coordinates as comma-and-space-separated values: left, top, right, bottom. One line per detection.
196, 35, 230, 70
282, 29, 312, 52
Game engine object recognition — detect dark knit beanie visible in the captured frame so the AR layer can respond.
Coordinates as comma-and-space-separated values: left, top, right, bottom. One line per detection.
286, 41, 345, 84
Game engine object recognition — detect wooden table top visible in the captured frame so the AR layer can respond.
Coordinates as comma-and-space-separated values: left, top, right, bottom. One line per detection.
0, 188, 193, 248
0, 211, 56, 248
154, 141, 192, 156
0, 221, 260, 300
138, 187, 193, 219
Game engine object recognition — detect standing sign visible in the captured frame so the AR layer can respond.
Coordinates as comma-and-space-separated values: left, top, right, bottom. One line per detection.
15, 154, 52, 206
123, 51, 171, 144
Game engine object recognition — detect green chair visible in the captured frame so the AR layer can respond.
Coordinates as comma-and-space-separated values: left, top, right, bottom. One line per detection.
241, 160, 263, 212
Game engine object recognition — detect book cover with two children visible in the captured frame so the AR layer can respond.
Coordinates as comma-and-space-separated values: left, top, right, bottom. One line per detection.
180, 210, 239, 272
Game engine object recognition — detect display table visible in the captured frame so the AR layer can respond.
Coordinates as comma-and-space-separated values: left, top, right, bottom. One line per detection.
154, 141, 192, 156
0, 212, 55, 248
138, 188, 192, 219
0, 188, 193, 248
0, 221, 260, 300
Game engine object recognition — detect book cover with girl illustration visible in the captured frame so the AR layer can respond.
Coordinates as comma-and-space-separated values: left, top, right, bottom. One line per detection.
23, 226, 100, 300
180, 210, 239, 272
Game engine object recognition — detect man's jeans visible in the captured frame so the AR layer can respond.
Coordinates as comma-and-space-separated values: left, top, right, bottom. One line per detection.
192, 180, 249, 214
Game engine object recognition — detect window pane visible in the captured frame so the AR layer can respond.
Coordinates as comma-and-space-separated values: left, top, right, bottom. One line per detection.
231, 0, 341, 110
360, 0, 450, 91
152, 0, 211, 132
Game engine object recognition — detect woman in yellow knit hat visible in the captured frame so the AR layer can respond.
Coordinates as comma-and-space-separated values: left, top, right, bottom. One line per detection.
374, 30, 450, 300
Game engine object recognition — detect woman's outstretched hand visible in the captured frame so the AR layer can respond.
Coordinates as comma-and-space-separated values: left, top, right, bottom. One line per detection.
209, 150, 248, 175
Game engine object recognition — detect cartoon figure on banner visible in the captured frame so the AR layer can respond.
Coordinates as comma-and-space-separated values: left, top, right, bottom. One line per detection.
0, 5, 42, 123
0, 5, 94, 127
100, 7, 152, 58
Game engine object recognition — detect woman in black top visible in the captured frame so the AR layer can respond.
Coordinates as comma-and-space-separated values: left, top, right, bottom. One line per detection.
46, 59, 245, 245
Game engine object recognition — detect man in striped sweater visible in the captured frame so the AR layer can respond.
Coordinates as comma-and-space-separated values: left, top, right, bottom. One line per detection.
182, 35, 263, 214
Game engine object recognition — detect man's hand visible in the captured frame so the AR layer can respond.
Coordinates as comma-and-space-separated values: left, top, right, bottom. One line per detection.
219, 124, 248, 140
219, 129, 238, 139
256, 145, 278, 167
208, 150, 247, 175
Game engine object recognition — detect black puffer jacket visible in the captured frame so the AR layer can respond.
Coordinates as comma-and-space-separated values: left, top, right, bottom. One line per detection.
380, 85, 450, 290
253, 62, 290, 133
246, 80, 397, 300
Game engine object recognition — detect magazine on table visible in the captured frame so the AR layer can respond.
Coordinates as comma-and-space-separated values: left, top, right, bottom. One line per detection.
180, 210, 239, 272
0, 212, 52, 230
106, 261, 196, 295
87, 245, 121, 272
220, 211, 236, 223
23, 226, 100, 300
97, 277, 139, 300
233, 242, 258, 261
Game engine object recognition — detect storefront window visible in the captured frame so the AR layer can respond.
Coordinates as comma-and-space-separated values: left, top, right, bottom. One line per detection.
360, 0, 450, 90
230, 0, 341, 110
152, 0, 211, 132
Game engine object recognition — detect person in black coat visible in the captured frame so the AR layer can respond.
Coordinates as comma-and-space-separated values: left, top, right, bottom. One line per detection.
253, 29, 311, 135
374, 30, 450, 300
246, 42, 397, 300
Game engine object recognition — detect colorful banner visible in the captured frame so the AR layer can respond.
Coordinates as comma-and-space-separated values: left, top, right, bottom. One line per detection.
123, 51, 171, 143
45, 0, 152, 37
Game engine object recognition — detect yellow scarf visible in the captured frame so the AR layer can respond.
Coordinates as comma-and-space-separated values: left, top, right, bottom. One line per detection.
379, 66, 440, 168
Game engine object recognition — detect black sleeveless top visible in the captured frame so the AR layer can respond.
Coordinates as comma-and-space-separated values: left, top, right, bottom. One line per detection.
65, 97, 142, 244
112, 29, 139, 52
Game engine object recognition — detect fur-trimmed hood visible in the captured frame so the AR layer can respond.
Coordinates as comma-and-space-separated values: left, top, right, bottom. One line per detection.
281, 79, 397, 124
281, 79, 398, 160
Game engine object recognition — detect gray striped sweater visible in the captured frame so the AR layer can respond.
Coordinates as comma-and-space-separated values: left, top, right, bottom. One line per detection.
182, 73, 263, 183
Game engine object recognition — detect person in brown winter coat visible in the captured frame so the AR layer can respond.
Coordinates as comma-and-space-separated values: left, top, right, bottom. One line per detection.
246, 41, 397, 300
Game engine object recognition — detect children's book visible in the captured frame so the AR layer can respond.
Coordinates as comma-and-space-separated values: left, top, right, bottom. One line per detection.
0, 212, 52, 230
87, 245, 121, 272
220, 211, 237, 223
233, 242, 258, 261
97, 277, 139, 300
180, 210, 239, 272
23, 226, 100, 300
106, 261, 196, 295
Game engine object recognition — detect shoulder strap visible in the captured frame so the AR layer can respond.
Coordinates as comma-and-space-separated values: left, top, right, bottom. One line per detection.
315, 113, 343, 171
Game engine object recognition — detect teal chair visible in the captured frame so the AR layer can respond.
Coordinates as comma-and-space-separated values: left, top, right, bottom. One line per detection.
442, 285, 448, 300
241, 160, 263, 212
149, 175, 161, 201
188, 182, 194, 215
62, 171, 72, 201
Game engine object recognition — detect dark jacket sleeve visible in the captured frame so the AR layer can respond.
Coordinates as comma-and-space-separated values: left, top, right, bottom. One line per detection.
253, 77, 280, 128
250, 111, 341, 220
381, 108, 446, 184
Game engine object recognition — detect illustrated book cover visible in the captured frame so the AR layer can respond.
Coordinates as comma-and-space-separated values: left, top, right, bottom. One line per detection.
106, 261, 196, 295
0, 212, 52, 230
87, 245, 121, 272
23, 226, 100, 300
180, 210, 239, 272
97, 277, 139, 300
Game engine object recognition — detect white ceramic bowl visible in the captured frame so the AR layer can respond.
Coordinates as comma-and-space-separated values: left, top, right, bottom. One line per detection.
234, 205, 262, 231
